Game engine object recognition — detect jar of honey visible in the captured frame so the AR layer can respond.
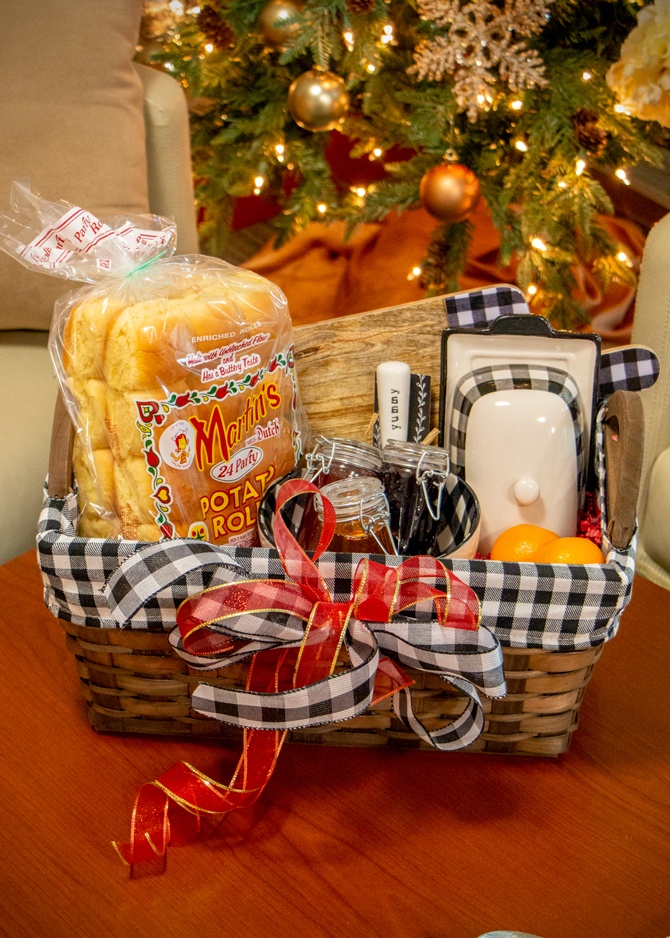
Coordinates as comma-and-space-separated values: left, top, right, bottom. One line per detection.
317, 477, 397, 555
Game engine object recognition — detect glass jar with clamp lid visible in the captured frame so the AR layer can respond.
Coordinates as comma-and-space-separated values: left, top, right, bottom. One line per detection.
382, 441, 451, 555
317, 477, 397, 555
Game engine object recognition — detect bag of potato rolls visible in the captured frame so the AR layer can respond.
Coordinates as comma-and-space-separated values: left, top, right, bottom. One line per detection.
0, 183, 307, 546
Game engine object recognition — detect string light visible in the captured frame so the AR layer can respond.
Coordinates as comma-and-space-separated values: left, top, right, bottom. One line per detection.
317, 202, 328, 214
169, 1, 185, 13
407, 266, 422, 281
352, 186, 368, 206
615, 168, 631, 185
367, 63, 376, 73
381, 24, 394, 44
515, 140, 528, 152
575, 158, 586, 175
531, 237, 547, 252
275, 143, 285, 163
527, 284, 538, 296
253, 175, 265, 195
582, 70, 592, 81
372, 147, 383, 158
511, 100, 523, 111
204, 42, 214, 53
617, 250, 629, 263
343, 30, 354, 50
558, 180, 568, 189
614, 103, 629, 115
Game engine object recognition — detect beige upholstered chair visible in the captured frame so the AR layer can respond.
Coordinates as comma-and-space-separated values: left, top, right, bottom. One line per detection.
0, 0, 197, 565
631, 212, 670, 590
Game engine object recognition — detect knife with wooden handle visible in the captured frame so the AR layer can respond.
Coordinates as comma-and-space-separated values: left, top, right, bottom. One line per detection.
604, 389, 645, 550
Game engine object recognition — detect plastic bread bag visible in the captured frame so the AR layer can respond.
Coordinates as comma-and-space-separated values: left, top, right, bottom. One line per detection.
0, 182, 309, 546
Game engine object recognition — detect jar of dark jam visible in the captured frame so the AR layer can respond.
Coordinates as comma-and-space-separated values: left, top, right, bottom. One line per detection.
302, 436, 384, 487
316, 477, 397, 555
382, 441, 451, 556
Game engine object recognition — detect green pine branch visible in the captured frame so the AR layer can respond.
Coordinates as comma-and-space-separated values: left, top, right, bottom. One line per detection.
148, 0, 665, 330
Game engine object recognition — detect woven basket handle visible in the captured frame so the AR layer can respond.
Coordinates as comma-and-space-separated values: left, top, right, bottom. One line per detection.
48, 391, 74, 499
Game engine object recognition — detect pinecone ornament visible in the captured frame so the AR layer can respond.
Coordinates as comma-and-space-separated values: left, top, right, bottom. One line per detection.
346, 0, 375, 14
572, 108, 608, 157
197, 5, 235, 50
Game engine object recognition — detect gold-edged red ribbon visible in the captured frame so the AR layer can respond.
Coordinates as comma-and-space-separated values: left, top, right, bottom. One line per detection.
113, 478, 478, 872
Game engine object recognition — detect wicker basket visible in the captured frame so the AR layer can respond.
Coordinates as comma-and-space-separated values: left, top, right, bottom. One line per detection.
61, 620, 603, 755
41, 290, 645, 757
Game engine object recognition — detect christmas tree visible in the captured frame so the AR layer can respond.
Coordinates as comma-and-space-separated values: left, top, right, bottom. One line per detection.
140, 0, 665, 328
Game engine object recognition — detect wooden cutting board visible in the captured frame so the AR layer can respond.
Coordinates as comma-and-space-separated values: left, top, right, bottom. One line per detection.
293, 296, 448, 441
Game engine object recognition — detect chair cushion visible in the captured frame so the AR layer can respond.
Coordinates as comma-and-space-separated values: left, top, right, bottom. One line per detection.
0, 0, 148, 331
641, 447, 670, 575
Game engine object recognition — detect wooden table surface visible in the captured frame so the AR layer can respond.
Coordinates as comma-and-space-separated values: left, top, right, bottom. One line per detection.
0, 550, 668, 938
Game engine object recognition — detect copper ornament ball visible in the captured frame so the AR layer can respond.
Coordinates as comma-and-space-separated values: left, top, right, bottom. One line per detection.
419, 163, 481, 224
258, 0, 302, 47
287, 70, 350, 132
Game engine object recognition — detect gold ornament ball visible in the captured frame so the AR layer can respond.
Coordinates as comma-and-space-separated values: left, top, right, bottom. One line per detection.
287, 70, 350, 132
419, 163, 481, 224
258, 0, 302, 47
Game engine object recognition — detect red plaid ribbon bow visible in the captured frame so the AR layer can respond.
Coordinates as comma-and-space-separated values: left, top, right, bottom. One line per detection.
114, 478, 500, 872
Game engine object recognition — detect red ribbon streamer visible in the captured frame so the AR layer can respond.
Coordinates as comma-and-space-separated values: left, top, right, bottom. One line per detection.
113, 478, 478, 872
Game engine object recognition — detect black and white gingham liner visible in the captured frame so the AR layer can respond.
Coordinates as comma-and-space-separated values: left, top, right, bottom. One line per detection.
432, 473, 480, 557
37, 407, 634, 652
37, 496, 246, 630
448, 363, 587, 501
599, 345, 660, 397
444, 286, 660, 401
444, 284, 529, 330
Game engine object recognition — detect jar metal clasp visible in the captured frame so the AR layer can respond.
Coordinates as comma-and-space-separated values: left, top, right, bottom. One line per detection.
359, 495, 399, 556
304, 437, 336, 484
415, 451, 449, 522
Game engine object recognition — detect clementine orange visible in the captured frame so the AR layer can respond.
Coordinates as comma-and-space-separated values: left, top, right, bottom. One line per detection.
532, 536, 606, 565
489, 524, 559, 562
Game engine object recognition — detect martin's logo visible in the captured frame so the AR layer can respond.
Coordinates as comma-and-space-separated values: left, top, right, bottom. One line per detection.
189, 379, 281, 471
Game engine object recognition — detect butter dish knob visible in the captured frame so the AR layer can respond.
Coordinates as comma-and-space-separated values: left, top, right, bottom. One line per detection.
513, 477, 540, 506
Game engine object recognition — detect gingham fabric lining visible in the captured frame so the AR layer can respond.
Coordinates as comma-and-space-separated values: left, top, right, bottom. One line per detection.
432, 474, 480, 556
443, 286, 660, 400
448, 363, 587, 502
444, 284, 529, 330
36, 411, 634, 651
599, 345, 660, 396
